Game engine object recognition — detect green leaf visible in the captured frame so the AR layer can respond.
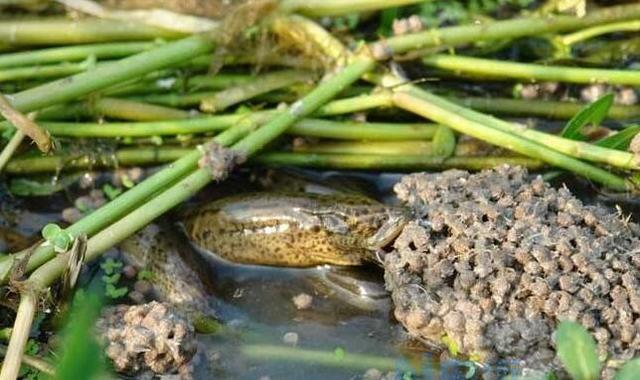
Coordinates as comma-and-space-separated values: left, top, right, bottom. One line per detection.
595, 125, 640, 150
334, 347, 345, 360
137, 269, 155, 281
555, 321, 600, 380
378, 7, 399, 37
99, 258, 123, 275
561, 93, 614, 141
105, 284, 128, 299
101, 273, 121, 285
41, 223, 62, 241
54, 292, 105, 380
614, 358, 640, 380
432, 125, 456, 157
102, 184, 122, 200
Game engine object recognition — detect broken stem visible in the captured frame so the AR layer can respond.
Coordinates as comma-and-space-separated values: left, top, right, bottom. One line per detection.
0, 94, 49, 152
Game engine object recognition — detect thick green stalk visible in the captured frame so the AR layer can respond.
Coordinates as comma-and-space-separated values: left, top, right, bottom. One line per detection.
392, 85, 629, 191
7, 35, 216, 114
560, 20, 640, 46
423, 54, 640, 86
450, 96, 640, 120
105, 73, 253, 97
255, 152, 544, 171
289, 119, 437, 140
88, 98, 192, 121
233, 56, 376, 156
371, 4, 640, 57
200, 70, 316, 112
0, 18, 182, 46
0, 59, 95, 83
34, 117, 437, 139
427, 90, 639, 170
0, 41, 155, 68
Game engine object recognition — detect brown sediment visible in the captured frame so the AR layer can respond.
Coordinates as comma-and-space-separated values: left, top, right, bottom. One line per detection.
385, 165, 640, 377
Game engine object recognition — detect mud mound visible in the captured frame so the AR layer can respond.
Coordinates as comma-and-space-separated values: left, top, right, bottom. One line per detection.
385, 165, 640, 377
98, 301, 197, 376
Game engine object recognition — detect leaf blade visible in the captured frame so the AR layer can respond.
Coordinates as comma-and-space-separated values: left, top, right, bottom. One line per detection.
555, 321, 600, 380
561, 93, 614, 141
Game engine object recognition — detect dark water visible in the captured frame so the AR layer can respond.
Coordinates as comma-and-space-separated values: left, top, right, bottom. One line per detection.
1, 169, 630, 380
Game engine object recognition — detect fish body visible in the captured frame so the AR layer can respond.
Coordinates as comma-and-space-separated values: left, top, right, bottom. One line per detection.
182, 192, 410, 267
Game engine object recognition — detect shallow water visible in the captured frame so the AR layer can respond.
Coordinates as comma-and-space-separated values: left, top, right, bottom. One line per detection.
1, 169, 632, 380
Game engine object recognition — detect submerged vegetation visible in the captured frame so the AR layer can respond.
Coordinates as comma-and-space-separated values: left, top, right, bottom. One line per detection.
0, 0, 639, 379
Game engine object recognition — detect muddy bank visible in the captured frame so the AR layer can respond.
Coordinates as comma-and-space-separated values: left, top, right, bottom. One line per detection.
385, 165, 640, 377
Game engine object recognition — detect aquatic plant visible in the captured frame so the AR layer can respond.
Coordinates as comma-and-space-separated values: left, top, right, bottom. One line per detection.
0, 1, 640, 379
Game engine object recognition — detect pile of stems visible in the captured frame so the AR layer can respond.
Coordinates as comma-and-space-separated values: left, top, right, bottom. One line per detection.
0, 52, 377, 380
2, 4, 640, 378
390, 82, 629, 191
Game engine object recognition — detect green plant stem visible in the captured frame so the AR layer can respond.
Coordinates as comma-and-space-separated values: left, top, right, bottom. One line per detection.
4, 147, 191, 173
0, 18, 183, 46
105, 73, 254, 97
391, 84, 629, 191
560, 20, 640, 46
4, 138, 495, 173
294, 140, 491, 156
422, 54, 640, 86
34, 97, 192, 122
0, 48, 373, 283
371, 4, 640, 57
0, 59, 98, 83
200, 70, 316, 112
7, 34, 216, 114
233, 56, 376, 156
36, 117, 437, 139
427, 89, 639, 170
0, 130, 24, 173
255, 152, 544, 171
0, 41, 156, 68
279, 0, 423, 17
450, 96, 640, 120
89, 98, 192, 121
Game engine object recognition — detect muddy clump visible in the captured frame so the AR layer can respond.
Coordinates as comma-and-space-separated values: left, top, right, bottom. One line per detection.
97, 301, 197, 376
385, 165, 640, 377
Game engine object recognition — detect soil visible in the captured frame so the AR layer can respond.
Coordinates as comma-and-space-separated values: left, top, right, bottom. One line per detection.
385, 165, 640, 378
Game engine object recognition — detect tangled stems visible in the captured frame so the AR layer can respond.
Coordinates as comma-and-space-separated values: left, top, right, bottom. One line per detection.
422, 54, 640, 86
256, 152, 544, 171
391, 84, 629, 191
0, 50, 376, 380
371, 4, 640, 58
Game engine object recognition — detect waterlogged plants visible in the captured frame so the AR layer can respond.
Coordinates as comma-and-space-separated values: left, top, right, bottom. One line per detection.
0, 1, 640, 379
